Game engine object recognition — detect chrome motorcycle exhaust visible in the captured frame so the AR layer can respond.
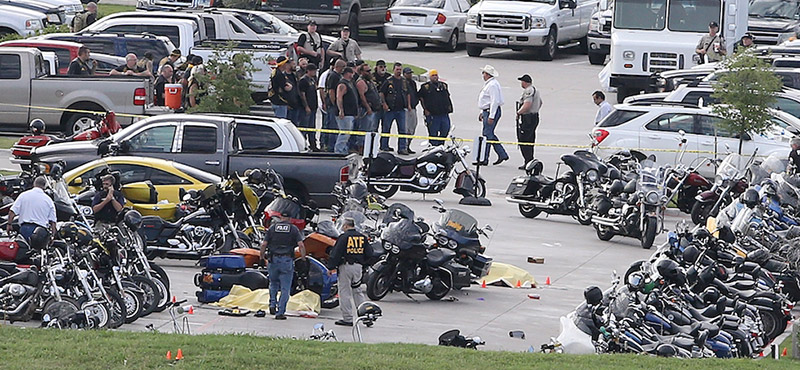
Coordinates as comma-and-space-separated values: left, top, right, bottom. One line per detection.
505, 197, 554, 208
0, 294, 34, 315
591, 215, 620, 227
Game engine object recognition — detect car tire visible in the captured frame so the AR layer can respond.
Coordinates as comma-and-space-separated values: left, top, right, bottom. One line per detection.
466, 44, 483, 57
387, 38, 399, 50
539, 28, 557, 61
348, 10, 360, 40
65, 113, 97, 136
377, 28, 386, 43
579, 36, 589, 54
588, 52, 606, 65
445, 31, 458, 52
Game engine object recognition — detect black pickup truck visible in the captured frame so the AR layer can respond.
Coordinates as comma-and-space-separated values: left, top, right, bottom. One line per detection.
27, 114, 358, 208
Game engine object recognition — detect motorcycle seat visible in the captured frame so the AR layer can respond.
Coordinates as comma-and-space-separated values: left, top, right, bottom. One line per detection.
533, 175, 555, 186
726, 280, 756, 291
730, 287, 757, 300
396, 157, 417, 166
426, 248, 456, 268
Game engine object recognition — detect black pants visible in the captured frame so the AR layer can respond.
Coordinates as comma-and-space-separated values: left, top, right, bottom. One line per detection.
517, 113, 539, 164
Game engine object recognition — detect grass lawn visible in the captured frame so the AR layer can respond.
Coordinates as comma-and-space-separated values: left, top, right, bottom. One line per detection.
364, 60, 427, 75
97, 4, 136, 19
0, 325, 797, 370
0, 136, 19, 150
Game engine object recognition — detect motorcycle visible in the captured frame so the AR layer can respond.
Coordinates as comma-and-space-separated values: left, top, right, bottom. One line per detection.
591, 157, 669, 249
366, 204, 472, 301
363, 137, 485, 199
505, 150, 608, 225
430, 199, 493, 280
691, 152, 755, 225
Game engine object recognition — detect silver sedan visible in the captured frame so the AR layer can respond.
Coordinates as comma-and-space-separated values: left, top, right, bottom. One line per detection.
383, 0, 472, 51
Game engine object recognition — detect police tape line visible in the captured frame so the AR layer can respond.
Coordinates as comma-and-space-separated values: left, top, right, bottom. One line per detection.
1, 102, 729, 155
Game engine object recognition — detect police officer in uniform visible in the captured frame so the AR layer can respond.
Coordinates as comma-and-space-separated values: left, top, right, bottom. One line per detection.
327, 217, 368, 326
260, 211, 306, 320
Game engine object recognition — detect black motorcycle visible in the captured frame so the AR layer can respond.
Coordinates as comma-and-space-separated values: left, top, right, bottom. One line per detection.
366, 204, 472, 301
363, 137, 485, 199
506, 150, 609, 225
431, 200, 493, 280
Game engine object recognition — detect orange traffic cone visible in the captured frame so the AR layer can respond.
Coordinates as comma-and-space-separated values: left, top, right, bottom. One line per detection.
545, 277, 551, 285
188, 306, 194, 315
176, 349, 183, 361
166, 351, 172, 360
481, 280, 487, 288
782, 348, 788, 357
516, 280, 522, 288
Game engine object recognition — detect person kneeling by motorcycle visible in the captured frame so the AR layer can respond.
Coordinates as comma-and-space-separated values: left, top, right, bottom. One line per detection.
327, 217, 368, 326
92, 174, 125, 233
260, 211, 306, 320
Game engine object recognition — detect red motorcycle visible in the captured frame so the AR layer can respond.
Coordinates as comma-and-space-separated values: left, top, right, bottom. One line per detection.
11, 112, 121, 166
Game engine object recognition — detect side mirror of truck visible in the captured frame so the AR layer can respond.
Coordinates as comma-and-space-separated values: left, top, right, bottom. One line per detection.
560, 0, 577, 9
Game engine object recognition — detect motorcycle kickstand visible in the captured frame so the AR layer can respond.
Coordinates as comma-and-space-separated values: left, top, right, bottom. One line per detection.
403, 292, 420, 303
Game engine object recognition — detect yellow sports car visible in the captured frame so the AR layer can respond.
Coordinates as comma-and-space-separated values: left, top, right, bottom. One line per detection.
64, 156, 223, 220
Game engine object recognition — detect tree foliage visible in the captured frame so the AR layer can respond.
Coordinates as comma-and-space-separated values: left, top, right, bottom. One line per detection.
188, 42, 258, 114
711, 49, 782, 154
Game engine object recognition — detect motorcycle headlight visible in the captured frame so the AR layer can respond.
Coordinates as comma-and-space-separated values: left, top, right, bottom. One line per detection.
714, 175, 723, 187
586, 169, 599, 182
391, 245, 400, 254
383, 242, 392, 251
448, 240, 458, 249
645, 191, 660, 204
436, 235, 448, 246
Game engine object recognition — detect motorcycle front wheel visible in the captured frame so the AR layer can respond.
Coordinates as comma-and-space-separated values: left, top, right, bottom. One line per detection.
595, 224, 615, 241
518, 204, 541, 218
130, 275, 162, 317
41, 296, 81, 324
425, 272, 451, 301
690, 201, 712, 225
366, 265, 393, 301
368, 184, 399, 199
77, 298, 111, 329
119, 283, 143, 324
576, 207, 592, 226
641, 216, 658, 250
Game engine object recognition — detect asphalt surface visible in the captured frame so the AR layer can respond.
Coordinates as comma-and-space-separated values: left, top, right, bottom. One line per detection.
2, 41, 681, 350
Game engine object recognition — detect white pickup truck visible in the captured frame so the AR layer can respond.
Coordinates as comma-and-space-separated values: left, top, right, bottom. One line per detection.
465, 0, 598, 61
0, 4, 47, 37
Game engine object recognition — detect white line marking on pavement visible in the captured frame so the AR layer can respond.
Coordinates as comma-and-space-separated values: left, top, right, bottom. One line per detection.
563, 61, 588, 66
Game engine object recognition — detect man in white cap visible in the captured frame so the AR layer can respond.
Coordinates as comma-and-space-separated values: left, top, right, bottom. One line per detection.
477, 65, 509, 165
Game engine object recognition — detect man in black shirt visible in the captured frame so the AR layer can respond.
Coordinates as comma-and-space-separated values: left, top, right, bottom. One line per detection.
322, 59, 346, 151
379, 62, 410, 154
91, 175, 125, 232
372, 60, 388, 142
403, 67, 419, 154
334, 67, 359, 154
110, 53, 152, 78
297, 63, 319, 150
284, 58, 302, 125
67, 46, 94, 76
270, 56, 293, 119
418, 69, 453, 145
153, 64, 174, 106
326, 217, 368, 326
260, 212, 306, 320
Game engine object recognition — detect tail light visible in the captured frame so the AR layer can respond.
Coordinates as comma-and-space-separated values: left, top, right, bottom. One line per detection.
134, 87, 147, 106
340, 165, 350, 182
592, 129, 609, 145
333, 0, 341, 8
385, 11, 392, 22
435, 13, 446, 25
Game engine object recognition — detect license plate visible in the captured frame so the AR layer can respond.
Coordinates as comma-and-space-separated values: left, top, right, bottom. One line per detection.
494, 37, 509, 46
289, 14, 309, 22
406, 16, 423, 25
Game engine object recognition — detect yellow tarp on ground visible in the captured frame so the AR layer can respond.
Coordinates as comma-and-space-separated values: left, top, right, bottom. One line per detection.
483, 262, 537, 288
212, 285, 321, 316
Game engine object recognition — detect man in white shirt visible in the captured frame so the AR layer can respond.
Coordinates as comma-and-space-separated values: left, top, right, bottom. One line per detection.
477, 65, 509, 165
593, 90, 613, 125
7, 176, 57, 240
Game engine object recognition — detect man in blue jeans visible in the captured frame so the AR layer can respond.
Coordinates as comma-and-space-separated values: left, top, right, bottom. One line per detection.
418, 69, 452, 146
6, 176, 57, 240
379, 62, 410, 154
260, 211, 306, 320
477, 65, 509, 165
335, 67, 359, 153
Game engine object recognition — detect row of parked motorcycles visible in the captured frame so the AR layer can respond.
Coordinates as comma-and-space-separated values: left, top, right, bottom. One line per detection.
545, 165, 800, 357
0, 164, 170, 329
505, 131, 786, 250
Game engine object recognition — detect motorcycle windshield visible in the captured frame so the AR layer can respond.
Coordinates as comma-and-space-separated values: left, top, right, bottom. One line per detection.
382, 203, 415, 225
381, 218, 421, 250
717, 154, 746, 180
436, 209, 478, 238
51, 178, 73, 205
267, 197, 301, 219
335, 210, 368, 233
347, 180, 369, 201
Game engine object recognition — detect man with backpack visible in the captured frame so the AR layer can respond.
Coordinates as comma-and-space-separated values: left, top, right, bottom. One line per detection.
297, 21, 325, 68
71, 2, 97, 32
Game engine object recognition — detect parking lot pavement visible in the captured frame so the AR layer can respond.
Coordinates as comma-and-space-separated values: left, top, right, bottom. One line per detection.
120, 42, 676, 350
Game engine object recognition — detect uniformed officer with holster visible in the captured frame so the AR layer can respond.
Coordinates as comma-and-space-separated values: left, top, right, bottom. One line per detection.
326, 217, 368, 326
260, 211, 306, 320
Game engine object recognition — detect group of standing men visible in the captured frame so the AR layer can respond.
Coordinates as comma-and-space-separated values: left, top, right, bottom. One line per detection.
269, 20, 454, 155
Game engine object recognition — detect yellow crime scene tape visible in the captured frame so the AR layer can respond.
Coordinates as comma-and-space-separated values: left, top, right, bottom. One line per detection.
0, 102, 743, 155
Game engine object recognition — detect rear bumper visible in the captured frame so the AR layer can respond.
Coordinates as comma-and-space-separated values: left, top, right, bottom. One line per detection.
383, 24, 454, 43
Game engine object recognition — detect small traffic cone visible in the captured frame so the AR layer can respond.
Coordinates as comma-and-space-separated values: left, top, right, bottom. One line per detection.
481, 280, 487, 288
782, 348, 788, 357
516, 280, 522, 288
176, 349, 183, 361
166, 351, 172, 360
188, 306, 194, 314
545, 277, 551, 286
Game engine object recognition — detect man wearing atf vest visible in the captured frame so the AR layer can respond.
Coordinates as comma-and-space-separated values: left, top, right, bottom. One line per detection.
327, 217, 368, 326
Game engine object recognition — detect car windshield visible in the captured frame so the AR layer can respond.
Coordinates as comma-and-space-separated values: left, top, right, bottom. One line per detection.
750, 0, 800, 19
615, 0, 667, 30
668, 0, 721, 33
394, 0, 446, 7
436, 209, 478, 237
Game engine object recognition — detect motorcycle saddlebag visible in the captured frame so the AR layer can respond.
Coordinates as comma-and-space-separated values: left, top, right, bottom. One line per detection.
199, 255, 246, 272
367, 153, 397, 177
196, 289, 229, 303
195, 270, 268, 291
444, 261, 472, 290
505, 176, 537, 196
0, 239, 20, 262
230, 248, 261, 267
470, 254, 493, 279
